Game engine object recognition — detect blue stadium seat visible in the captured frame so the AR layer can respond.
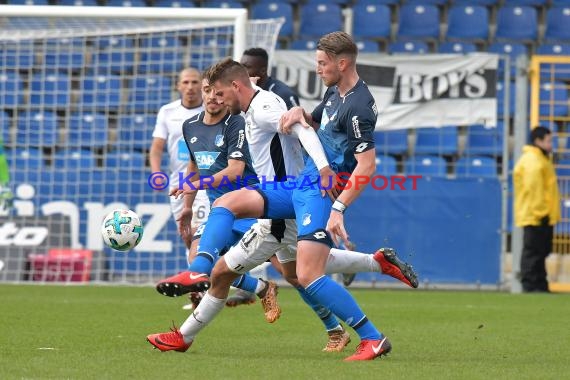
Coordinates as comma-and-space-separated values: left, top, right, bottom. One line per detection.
504, 0, 547, 5
405, 155, 447, 177
539, 81, 569, 117
289, 39, 318, 51
397, 4, 440, 40
1, 112, 11, 145
7, 17, 50, 30
117, 114, 156, 151
496, 81, 516, 117
67, 113, 109, 149
105, 0, 147, 6
6, 0, 48, 4
105, 151, 146, 169
488, 42, 527, 78
355, 40, 380, 53
495, 6, 538, 41
6, 148, 44, 169
152, 0, 195, 6
139, 35, 184, 74
446, 5, 489, 41
16, 112, 58, 148
352, 4, 391, 40
56, 0, 98, 5
545, 7, 570, 42
252, 2, 294, 38
456, 156, 498, 178
81, 75, 122, 111
406, 0, 447, 4
53, 149, 96, 170
375, 155, 398, 175
306, 0, 350, 4
556, 159, 570, 177
299, 3, 343, 39
30, 73, 71, 108
354, 0, 398, 4
0, 71, 24, 107
42, 38, 85, 72
414, 127, 459, 156
0, 41, 35, 70
93, 38, 135, 74
438, 42, 477, 54
454, 0, 498, 5
388, 41, 429, 54
203, 1, 243, 8
128, 76, 173, 112
464, 123, 504, 156
537, 43, 570, 55
374, 130, 408, 155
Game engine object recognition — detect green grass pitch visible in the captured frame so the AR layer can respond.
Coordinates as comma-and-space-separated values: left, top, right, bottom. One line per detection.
1, 285, 568, 379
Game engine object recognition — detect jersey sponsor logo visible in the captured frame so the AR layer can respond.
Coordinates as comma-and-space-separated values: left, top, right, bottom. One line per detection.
194, 151, 221, 170
355, 142, 369, 153
215, 134, 224, 147
178, 139, 190, 161
352, 116, 361, 138
229, 151, 243, 159
236, 129, 245, 149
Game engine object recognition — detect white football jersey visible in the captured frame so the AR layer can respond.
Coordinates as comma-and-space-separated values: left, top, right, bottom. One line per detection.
245, 88, 304, 180
152, 100, 203, 186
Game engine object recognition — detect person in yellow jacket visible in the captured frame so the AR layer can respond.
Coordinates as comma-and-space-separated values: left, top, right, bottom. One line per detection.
513, 126, 560, 292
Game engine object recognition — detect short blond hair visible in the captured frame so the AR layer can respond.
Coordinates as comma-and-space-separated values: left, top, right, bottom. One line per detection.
317, 31, 358, 60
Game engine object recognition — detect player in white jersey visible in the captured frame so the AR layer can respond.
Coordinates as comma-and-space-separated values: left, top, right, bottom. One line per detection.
149, 68, 210, 252
147, 59, 417, 355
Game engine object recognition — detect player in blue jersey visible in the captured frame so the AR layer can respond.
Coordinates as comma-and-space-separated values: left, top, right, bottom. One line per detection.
154, 71, 280, 319
240, 47, 299, 110
146, 38, 418, 359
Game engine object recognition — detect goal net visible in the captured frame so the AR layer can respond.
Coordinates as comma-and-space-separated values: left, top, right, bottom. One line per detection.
0, 5, 283, 284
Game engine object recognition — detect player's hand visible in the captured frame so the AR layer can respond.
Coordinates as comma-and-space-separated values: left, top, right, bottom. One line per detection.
177, 207, 194, 244
279, 106, 310, 134
326, 211, 349, 248
169, 187, 184, 198
319, 166, 340, 201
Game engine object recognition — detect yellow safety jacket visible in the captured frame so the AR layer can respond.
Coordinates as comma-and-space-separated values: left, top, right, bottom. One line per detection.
513, 145, 560, 227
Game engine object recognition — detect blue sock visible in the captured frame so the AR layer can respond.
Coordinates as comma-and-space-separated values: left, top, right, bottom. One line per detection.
188, 253, 215, 275
232, 274, 259, 293
305, 276, 382, 340
296, 286, 340, 331
197, 206, 235, 259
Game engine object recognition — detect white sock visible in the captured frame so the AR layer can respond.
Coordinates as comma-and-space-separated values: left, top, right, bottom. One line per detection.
254, 279, 266, 295
326, 248, 379, 274
180, 292, 226, 343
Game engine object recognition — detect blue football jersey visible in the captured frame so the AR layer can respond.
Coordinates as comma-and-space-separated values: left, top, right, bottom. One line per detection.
182, 112, 258, 204
301, 79, 377, 181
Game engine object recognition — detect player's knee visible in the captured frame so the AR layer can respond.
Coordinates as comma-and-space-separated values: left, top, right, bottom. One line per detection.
283, 273, 300, 287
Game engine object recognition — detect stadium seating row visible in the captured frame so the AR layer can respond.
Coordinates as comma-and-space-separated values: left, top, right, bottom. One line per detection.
6, 1, 570, 44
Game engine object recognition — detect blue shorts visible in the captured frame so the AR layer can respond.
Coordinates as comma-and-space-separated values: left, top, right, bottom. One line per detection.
256, 180, 333, 247
194, 218, 256, 251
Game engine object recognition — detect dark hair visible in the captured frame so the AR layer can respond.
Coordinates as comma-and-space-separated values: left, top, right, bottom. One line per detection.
205, 57, 249, 86
317, 31, 358, 59
530, 126, 551, 143
242, 47, 269, 66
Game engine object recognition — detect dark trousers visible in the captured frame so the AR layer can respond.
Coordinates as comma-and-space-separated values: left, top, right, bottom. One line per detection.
521, 222, 553, 292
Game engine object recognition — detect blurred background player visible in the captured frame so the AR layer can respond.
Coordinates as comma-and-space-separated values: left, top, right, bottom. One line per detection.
240, 47, 299, 110
513, 126, 560, 293
149, 67, 210, 257
0, 138, 12, 213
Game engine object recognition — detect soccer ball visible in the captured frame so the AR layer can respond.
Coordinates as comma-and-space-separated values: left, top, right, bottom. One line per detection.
101, 209, 144, 251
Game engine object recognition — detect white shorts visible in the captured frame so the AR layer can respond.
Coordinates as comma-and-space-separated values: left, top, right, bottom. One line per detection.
170, 189, 210, 229
224, 219, 298, 275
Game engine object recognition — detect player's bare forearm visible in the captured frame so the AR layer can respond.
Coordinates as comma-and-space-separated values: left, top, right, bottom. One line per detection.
149, 138, 165, 173
337, 149, 376, 207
